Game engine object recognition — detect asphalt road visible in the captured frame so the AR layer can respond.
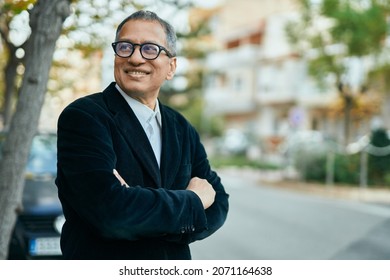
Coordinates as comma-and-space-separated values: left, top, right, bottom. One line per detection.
190, 170, 390, 260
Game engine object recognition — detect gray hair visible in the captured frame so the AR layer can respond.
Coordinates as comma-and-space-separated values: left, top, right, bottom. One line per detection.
115, 10, 177, 57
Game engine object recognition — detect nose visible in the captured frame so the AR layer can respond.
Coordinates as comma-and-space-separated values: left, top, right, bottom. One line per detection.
127, 45, 145, 64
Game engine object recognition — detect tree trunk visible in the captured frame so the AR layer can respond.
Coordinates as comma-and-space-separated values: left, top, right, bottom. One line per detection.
0, 0, 70, 259
343, 95, 353, 146
2, 45, 19, 130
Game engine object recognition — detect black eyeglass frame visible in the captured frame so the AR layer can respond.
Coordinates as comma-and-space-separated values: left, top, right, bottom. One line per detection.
111, 41, 174, 60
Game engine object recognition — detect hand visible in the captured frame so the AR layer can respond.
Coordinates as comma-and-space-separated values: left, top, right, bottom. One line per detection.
113, 169, 129, 188
186, 177, 215, 209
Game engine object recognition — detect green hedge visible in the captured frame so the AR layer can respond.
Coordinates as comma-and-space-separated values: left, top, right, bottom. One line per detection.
296, 152, 389, 187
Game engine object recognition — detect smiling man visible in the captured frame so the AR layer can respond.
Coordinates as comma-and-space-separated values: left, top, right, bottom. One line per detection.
55, 10, 229, 260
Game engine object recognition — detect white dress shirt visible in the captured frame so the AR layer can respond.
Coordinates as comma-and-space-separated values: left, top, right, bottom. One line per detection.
116, 84, 162, 167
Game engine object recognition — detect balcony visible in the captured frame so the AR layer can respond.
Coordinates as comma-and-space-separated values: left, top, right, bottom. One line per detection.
206, 45, 262, 70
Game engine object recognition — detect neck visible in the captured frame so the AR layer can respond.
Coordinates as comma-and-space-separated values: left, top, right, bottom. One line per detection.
128, 93, 157, 110
115, 84, 158, 110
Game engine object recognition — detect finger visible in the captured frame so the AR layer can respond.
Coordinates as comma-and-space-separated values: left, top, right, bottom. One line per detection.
113, 169, 129, 187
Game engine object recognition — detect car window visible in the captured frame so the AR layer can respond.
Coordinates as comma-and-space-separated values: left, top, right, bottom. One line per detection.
0, 133, 59, 208
0, 133, 57, 175
26, 134, 57, 175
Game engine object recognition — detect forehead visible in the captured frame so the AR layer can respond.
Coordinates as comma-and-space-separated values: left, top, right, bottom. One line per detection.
117, 20, 167, 44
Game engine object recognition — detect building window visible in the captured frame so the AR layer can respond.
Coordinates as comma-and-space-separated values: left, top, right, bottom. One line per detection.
249, 31, 262, 44
233, 77, 242, 92
226, 39, 240, 49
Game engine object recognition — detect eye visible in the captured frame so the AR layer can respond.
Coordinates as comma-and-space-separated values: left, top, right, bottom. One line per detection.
118, 42, 132, 52
142, 44, 159, 55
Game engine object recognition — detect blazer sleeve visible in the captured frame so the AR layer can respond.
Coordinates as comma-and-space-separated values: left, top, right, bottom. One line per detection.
56, 101, 208, 241
188, 126, 229, 242
163, 122, 230, 244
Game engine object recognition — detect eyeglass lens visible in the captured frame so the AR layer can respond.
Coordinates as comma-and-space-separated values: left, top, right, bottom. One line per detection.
115, 42, 161, 59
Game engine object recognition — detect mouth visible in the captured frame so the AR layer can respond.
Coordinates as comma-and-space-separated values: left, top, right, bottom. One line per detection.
124, 70, 149, 76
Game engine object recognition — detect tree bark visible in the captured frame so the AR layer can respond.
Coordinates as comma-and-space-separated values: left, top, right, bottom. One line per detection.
343, 95, 353, 146
2, 44, 19, 130
0, 0, 70, 259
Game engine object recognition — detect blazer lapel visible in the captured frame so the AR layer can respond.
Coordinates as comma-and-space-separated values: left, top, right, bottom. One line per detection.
103, 83, 161, 187
159, 104, 183, 189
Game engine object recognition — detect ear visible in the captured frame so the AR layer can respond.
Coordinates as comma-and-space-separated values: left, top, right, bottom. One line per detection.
166, 57, 177, 80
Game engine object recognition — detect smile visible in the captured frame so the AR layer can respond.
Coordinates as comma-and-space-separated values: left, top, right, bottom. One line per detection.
125, 70, 149, 75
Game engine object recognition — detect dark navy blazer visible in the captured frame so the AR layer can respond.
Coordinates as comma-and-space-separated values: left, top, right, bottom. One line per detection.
55, 82, 229, 259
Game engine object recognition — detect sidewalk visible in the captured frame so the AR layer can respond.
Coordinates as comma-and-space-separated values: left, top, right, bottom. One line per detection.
218, 167, 390, 205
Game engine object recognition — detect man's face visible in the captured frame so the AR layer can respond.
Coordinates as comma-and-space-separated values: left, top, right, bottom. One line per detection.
114, 19, 176, 99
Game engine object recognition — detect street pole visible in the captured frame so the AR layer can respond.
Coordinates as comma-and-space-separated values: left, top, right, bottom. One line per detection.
360, 149, 368, 188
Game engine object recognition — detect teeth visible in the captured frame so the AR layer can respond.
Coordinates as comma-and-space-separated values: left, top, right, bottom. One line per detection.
127, 71, 147, 75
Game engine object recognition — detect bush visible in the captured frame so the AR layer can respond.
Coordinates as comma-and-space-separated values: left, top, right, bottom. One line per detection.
295, 152, 326, 181
295, 150, 390, 187
333, 154, 360, 185
295, 152, 359, 185
210, 154, 280, 170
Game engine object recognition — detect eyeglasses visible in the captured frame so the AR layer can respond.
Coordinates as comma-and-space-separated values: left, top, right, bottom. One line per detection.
112, 41, 174, 60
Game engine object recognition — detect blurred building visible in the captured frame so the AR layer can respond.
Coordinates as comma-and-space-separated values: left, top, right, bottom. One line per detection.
201, 0, 384, 154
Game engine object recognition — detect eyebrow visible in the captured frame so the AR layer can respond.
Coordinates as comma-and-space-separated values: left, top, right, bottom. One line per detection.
116, 38, 162, 45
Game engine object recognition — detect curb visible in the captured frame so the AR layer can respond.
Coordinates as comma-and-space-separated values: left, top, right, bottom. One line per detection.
218, 167, 390, 205
262, 180, 390, 205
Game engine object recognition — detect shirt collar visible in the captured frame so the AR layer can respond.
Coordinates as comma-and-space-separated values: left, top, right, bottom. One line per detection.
116, 84, 162, 127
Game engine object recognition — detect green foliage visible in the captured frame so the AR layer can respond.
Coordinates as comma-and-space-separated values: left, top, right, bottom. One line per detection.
210, 154, 280, 170
286, 0, 390, 84
384, 173, 390, 186
368, 64, 390, 92
329, 2, 387, 56
293, 150, 327, 181
333, 153, 361, 184
286, 0, 390, 145
298, 153, 361, 185
321, 0, 340, 16
1, 0, 36, 16
296, 144, 390, 187
308, 53, 345, 89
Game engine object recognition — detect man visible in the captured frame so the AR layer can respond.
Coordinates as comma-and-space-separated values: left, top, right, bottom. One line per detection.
55, 10, 229, 260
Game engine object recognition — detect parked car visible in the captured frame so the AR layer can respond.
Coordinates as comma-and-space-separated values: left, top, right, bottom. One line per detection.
215, 129, 250, 156
0, 132, 64, 259
280, 130, 340, 164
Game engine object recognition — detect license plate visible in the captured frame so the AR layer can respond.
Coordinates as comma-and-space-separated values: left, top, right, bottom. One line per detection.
29, 237, 61, 256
